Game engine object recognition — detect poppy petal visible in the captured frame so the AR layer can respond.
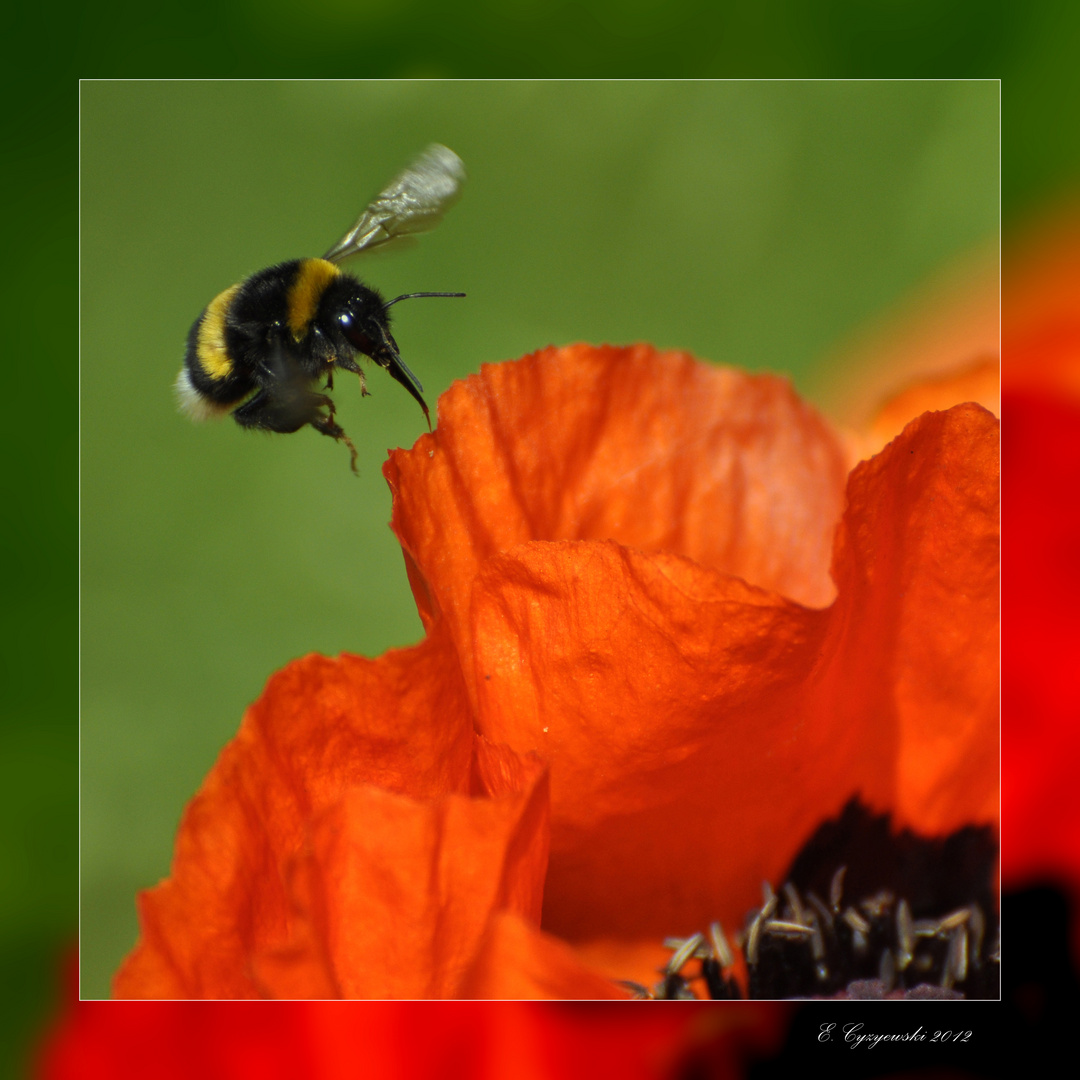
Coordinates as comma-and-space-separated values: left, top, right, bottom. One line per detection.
460, 911, 631, 999
832, 403, 999, 836
469, 539, 832, 940
113, 623, 514, 998
253, 748, 549, 998
386, 345, 851, 697
865, 355, 999, 453
457, 404, 997, 947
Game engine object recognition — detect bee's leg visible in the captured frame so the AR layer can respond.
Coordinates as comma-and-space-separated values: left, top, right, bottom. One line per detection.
335, 354, 370, 398
309, 406, 359, 474
306, 392, 358, 473
233, 390, 359, 473
324, 370, 334, 392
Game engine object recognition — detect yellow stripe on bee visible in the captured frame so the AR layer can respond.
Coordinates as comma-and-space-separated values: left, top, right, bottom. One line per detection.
195, 284, 242, 380
287, 258, 341, 340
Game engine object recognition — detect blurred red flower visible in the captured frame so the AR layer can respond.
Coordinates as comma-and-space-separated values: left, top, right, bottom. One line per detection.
108, 343, 998, 1000
1001, 211, 1080, 910
41, 956, 784, 1080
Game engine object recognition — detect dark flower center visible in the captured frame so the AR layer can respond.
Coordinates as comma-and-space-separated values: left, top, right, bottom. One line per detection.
622, 798, 999, 1000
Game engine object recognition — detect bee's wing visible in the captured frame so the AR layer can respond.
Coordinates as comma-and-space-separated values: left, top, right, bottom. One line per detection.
322, 144, 465, 264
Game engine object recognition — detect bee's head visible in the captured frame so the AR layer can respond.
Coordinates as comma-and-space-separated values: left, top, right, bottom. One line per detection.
328, 279, 395, 364
322, 277, 428, 427
321, 276, 462, 430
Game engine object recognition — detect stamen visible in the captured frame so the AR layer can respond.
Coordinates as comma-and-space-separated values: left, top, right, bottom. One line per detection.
936, 907, 971, 933
829, 865, 847, 912
841, 906, 871, 935
665, 932, 704, 976
708, 920, 735, 969
806, 890, 834, 932
783, 882, 807, 926
745, 909, 765, 967
765, 920, 813, 938
896, 898, 914, 969
878, 947, 896, 992
969, 903, 986, 962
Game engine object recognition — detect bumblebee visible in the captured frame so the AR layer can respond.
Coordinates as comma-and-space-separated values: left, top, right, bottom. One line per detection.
175, 144, 465, 471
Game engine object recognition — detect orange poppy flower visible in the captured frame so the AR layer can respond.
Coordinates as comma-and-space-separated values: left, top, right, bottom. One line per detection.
113, 343, 998, 999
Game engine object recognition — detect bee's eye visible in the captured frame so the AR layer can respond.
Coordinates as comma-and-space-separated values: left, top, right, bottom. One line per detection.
337, 309, 375, 355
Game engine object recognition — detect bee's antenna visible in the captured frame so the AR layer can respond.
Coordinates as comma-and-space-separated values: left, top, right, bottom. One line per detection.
383, 291, 465, 309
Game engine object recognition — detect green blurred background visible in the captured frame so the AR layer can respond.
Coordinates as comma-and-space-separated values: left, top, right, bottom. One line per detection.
4, 0, 1079, 1070
78, 80, 997, 999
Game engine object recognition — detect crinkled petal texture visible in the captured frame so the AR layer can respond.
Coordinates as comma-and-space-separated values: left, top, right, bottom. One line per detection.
114, 622, 563, 999
387, 344, 851, 631
388, 346, 999, 955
